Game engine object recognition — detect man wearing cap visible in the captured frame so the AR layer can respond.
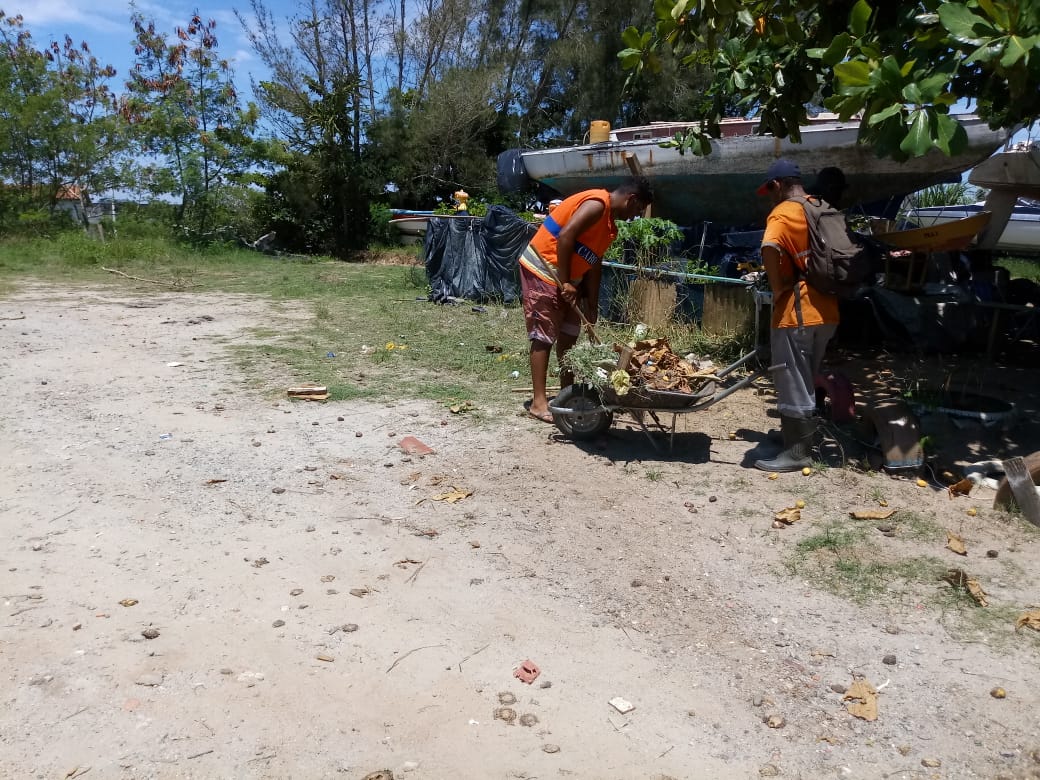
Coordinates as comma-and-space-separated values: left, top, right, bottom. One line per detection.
753, 159, 839, 472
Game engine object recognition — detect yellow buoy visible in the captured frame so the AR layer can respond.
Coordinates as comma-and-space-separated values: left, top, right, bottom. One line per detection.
589, 120, 611, 144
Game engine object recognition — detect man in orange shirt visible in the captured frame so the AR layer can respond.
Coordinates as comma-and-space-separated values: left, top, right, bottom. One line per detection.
519, 178, 653, 422
755, 159, 839, 471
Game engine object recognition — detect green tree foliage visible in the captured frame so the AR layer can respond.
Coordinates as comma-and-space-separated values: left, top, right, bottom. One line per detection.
239, 1, 379, 255
0, 12, 126, 231
620, 0, 1039, 159
123, 12, 260, 239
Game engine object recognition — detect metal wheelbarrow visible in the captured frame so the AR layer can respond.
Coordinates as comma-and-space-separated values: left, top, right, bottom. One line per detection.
548, 347, 767, 452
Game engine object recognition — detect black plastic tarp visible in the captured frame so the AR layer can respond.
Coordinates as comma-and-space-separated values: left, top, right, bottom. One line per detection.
424, 205, 537, 303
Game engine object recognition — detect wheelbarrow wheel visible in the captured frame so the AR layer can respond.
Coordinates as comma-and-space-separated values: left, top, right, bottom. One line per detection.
551, 385, 612, 440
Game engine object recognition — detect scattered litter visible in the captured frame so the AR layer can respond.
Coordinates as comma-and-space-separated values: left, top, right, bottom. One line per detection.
609, 696, 635, 714
399, 436, 435, 456
287, 385, 329, 401
945, 532, 967, 556
849, 509, 896, 520
510, 370, 520, 379
141, 628, 160, 639
944, 568, 988, 606
326, 351, 336, 358
349, 587, 371, 598
158, 433, 173, 441
843, 679, 879, 721
251, 557, 269, 568
514, 659, 540, 684
1015, 610, 1040, 631
205, 478, 227, 485
991, 686, 1007, 698
485, 345, 502, 353
472, 306, 487, 313
290, 588, 303, 596
316, 653, 335, 662
542, 744, 560, 754
118, 599, 138, 607
320, 574, 335, 582
272, 620, 285, 628
166, 361, 183, 367
469, 540, 481, 549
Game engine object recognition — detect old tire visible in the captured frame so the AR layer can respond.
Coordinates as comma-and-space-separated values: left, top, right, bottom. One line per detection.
551, 385, 612, 440
993, 450, 1040, 511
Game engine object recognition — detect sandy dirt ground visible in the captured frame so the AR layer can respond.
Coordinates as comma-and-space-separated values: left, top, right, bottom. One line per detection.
2, 284, 1039, 780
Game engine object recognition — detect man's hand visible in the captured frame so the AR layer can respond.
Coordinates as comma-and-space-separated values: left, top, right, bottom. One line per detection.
559, 282, 578, 306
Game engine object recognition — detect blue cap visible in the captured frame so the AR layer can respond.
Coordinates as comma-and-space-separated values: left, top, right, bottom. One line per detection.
756, 158, 801, 195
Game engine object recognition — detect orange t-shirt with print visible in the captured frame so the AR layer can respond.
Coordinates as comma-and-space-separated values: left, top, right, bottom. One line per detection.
522, 190, 616, 285
762, 198, 840, 328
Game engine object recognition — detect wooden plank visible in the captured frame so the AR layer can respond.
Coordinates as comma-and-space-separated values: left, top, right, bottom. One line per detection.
1003, 456, 1040, 528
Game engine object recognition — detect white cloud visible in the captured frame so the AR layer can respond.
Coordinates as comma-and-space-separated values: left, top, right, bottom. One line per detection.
14, 0, 127, 34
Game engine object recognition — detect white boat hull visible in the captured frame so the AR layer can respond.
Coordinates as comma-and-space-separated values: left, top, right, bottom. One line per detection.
390, 216, 430, 245
519, 116, 1006, 226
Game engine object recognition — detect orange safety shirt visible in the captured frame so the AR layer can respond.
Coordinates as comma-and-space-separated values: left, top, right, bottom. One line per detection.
762, 198, 840, 328
521, 190, 616, 286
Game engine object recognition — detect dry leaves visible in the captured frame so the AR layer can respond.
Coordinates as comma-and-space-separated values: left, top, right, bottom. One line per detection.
1015, 610, 1040, 632
947, 477, 973, 498
849, 509, 896, 520
118, 598, 138, 607
944, 568, 988, 606
431, 487, 473, 503
843, 679, 879, 721
772, 506, 802, 527
945, 532, 967, 556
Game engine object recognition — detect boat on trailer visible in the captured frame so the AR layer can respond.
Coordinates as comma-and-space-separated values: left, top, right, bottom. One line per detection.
501, 114, 1008, 227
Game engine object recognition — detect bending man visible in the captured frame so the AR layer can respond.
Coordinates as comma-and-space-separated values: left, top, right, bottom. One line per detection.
519, 178, 652, 422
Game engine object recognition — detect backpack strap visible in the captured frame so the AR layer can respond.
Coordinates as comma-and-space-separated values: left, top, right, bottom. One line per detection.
782, 195, 819, 330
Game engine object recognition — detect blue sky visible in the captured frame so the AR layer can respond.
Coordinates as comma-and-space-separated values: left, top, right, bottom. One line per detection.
7, 0, 289, 99
8, 0, 1035, 156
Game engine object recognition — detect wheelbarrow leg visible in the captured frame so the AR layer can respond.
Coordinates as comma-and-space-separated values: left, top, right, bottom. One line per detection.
630, 410, 664, 453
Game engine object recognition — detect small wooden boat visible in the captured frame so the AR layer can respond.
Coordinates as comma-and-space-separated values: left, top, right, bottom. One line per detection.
907, 200, 1040, 255
875, 211, 992, 252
